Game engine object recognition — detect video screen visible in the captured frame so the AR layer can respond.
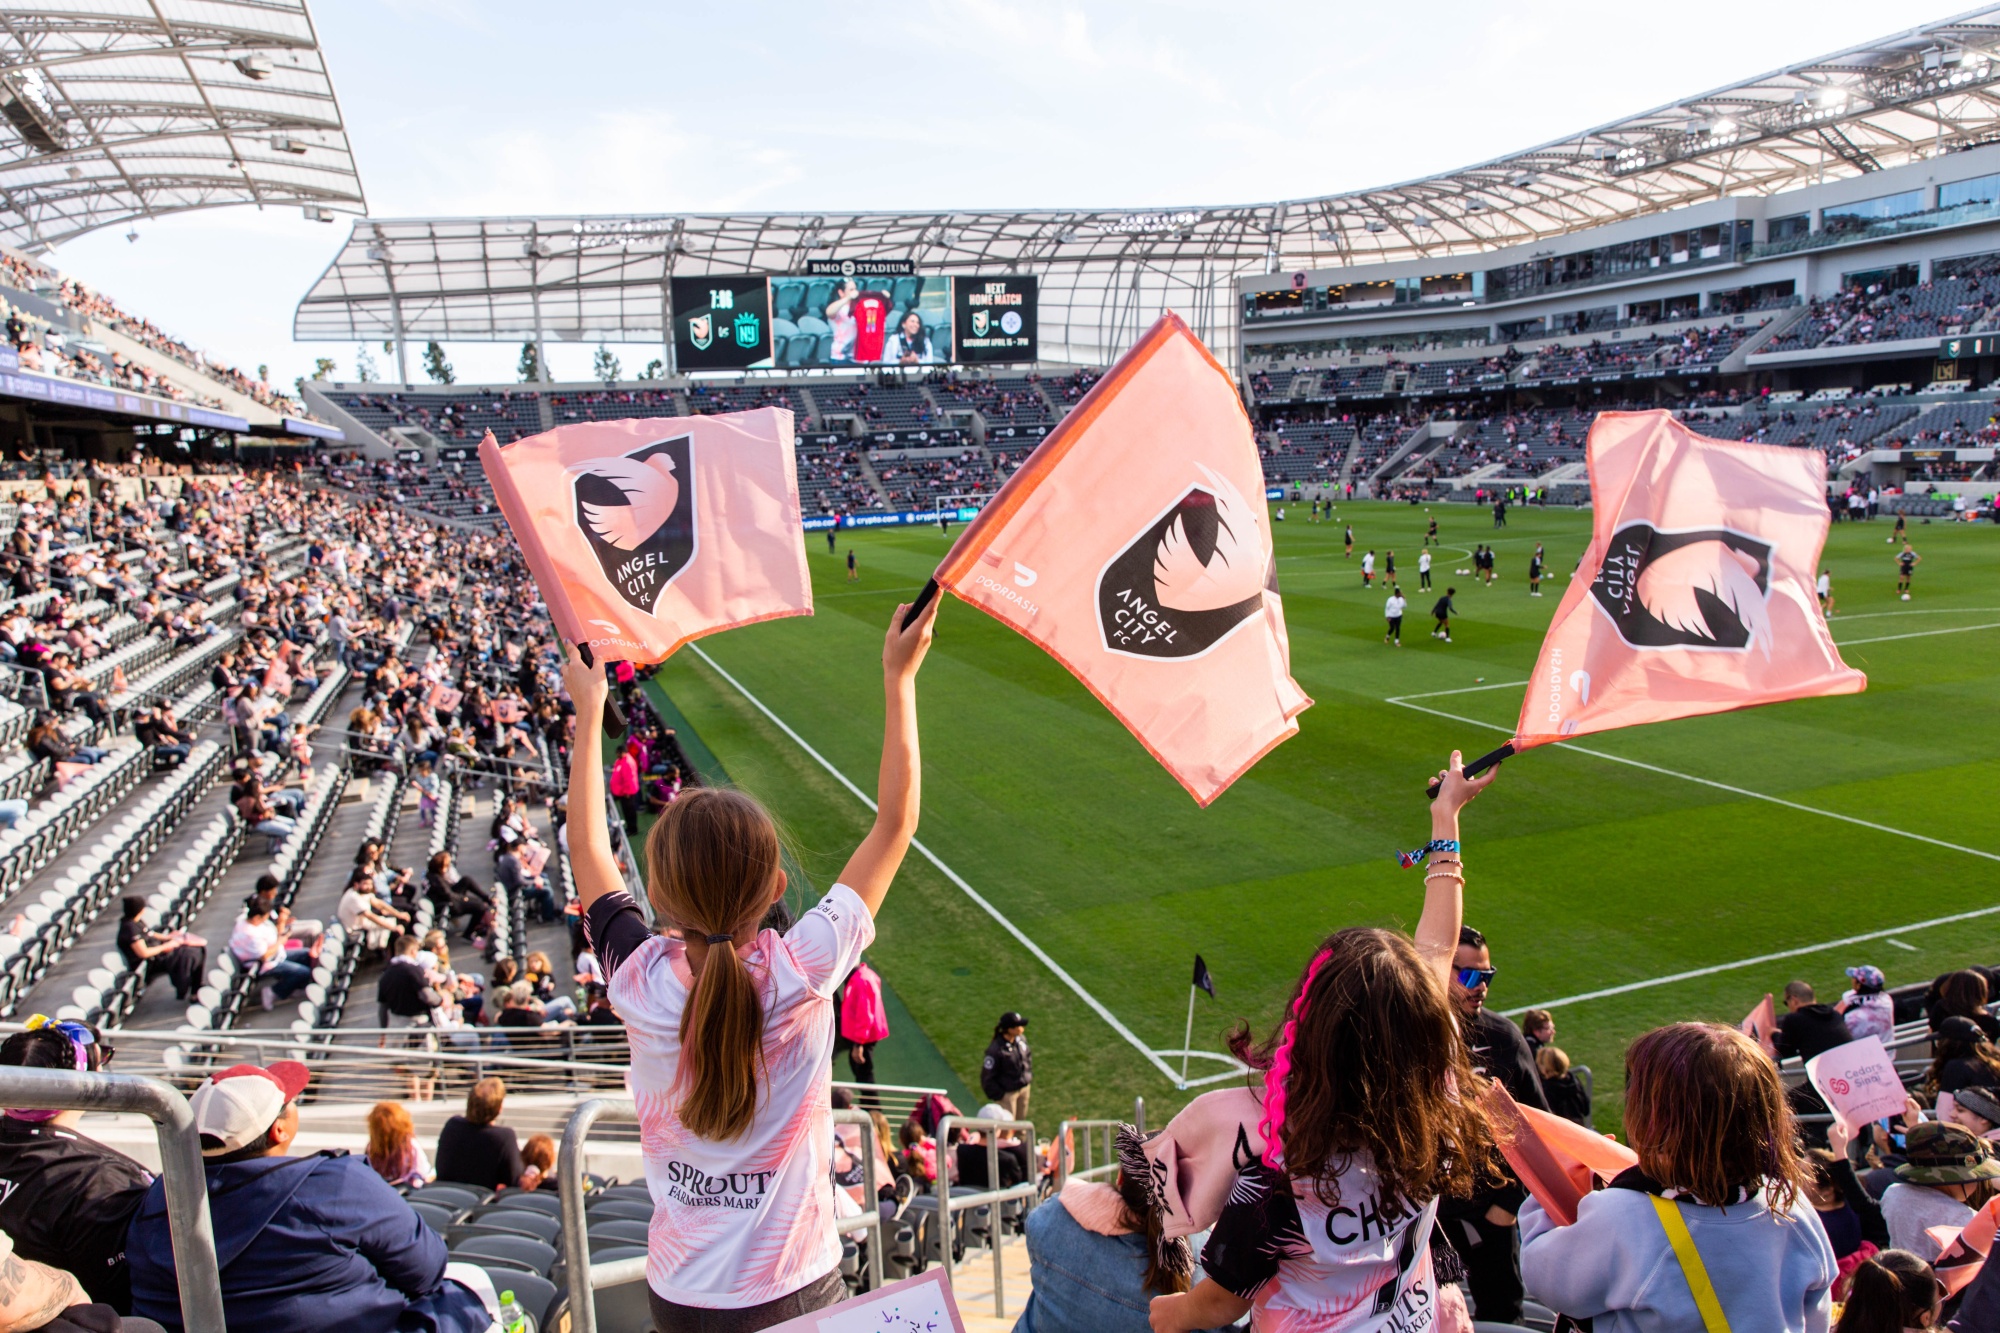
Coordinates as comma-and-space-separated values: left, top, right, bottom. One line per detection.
952, 275, 1038, 363
672, 273, 1039, 370
770, 274, 953, 369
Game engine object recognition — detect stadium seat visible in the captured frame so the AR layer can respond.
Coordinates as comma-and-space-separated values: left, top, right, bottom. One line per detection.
583, 1198, 652, 1222
411, 1184, 490, 1211
451, 1233, 557, 1277
407, 1199, 457, 1232
587, 1218, 649, 1247
478, 1190, 561, 1215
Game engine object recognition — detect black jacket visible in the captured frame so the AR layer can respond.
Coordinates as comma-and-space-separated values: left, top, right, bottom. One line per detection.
434, 1117, 523, 1192
376, 956, 432, 1018
1443, 1007, 1547, 1220
0, 1118, 152, 1311
1774, 1004, 1854, 1063
980, 1035, 1032, 1099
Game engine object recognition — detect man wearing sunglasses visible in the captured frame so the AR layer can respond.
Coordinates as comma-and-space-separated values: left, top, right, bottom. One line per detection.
1439, 924, 1549, 1326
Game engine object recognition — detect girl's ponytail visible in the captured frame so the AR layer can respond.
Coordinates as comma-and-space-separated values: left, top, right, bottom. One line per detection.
680, 931, 763, 1138
1113, 1124, 1191, 1295
646, 788, 783, 1142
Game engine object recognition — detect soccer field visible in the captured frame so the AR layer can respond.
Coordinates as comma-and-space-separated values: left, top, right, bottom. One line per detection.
647, 499, 2000, 1132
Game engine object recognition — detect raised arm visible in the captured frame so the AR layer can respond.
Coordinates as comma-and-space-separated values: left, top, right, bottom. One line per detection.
1414, 749, 1497, 983
836, 599, 937, 916
560, 647, 624, 913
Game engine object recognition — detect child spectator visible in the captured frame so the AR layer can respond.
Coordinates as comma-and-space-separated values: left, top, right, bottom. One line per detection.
565, 600, 935, 1327
1520, 1023, 1835, 1329
1147, 752, 1497, 1332
1536, 1045, 1593, 1127
365, 1101, 432, 1188
1017, 1125, 1194, 1332
1832, 1249, 1943, 1333
518, 1133, 558, 1191
1522, 1007, 1554, 1055
1838, 965, 1894, 1040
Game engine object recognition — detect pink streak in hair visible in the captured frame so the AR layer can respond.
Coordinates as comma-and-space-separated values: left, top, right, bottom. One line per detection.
1257, 946, 1333, 1172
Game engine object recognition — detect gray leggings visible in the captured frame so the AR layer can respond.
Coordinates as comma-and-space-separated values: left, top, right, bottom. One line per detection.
646, 1270, 846, 1333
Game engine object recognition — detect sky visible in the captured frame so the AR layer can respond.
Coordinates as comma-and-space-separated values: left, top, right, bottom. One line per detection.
44, 0, 1920, 389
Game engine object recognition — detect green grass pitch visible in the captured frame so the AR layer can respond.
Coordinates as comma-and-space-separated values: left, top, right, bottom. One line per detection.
648, 499, 2000, 1133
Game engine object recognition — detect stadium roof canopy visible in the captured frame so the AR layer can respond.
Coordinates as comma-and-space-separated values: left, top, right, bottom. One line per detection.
0, 0, 365, 251
296, 7, 2000, 369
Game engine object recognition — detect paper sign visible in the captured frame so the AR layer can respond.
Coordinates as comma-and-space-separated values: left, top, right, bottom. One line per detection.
428, 685, 462, 713
1740, 993, 1778, 1059
491, 698, 527, 725
762, 1267, 966, 1333
1481, 1080, 1638, 1227
1805, 1035, 1907, 1133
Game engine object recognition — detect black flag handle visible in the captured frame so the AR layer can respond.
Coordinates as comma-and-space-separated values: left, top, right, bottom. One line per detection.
1426, 742, 1513, 799
573, 642, 628, 739
902, 577, 941, 631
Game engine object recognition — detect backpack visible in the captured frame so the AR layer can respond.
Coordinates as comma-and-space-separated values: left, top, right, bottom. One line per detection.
840, 962, 890, 1043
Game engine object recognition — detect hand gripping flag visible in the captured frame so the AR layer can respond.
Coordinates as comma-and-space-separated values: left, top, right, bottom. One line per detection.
924, 312, 1310, 805
1441, 411, 1863, 788
480, 410, 811, 664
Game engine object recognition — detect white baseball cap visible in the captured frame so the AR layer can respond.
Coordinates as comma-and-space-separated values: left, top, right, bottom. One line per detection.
189, 1061, 310, 1156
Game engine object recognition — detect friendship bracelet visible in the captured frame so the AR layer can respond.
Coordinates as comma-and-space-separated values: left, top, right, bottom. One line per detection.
1396, 838, 1461, 869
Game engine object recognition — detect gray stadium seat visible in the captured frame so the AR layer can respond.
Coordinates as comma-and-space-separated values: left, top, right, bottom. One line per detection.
452, 1232, 557, 1277
587, 1218, 650, 1247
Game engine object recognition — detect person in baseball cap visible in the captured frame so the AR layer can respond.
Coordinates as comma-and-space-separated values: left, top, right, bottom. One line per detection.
127, 1060, 497, 1332
190, 1061, 310, 1158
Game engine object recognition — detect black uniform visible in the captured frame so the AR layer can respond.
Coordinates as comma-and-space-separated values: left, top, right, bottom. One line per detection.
980, 1034, 1032, 1101
0, 1118, 153, 1310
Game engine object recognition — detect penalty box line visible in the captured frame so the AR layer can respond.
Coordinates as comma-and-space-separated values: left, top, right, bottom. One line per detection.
685, 643, 1204, 1086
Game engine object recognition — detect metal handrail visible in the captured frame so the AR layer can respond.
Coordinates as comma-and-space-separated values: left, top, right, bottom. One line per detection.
0, 1067, 225, 1331
932, 1114, 1040, 1318
555, 1099, 887, 1333
1052, 1118, 1126, 1190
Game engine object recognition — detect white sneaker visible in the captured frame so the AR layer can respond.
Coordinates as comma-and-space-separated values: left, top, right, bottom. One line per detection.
260, 984, 277, 1012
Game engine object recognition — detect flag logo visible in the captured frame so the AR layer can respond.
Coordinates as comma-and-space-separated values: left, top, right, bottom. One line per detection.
688, 313, 713, 351
1097, 464, 1269, 660
569, 435, 698, 617
1589, 522, 1775, 657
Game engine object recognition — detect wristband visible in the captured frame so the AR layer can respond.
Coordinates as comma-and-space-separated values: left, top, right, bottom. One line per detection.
1397, 838, 1460, 869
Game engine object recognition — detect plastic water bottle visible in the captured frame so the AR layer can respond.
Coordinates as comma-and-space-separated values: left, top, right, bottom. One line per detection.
497, 1289, 535, 1333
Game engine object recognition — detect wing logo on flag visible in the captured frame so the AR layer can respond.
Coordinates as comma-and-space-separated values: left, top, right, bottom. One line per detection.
1098, 464, 1270, 660
568, 435, 698, 617
1589, 522, 1775, 658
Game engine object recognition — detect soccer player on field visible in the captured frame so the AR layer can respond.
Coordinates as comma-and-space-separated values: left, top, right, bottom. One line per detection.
1384, 585, 1406, 646
1896, 541, 1920, 599
1432, 588, 1455, 642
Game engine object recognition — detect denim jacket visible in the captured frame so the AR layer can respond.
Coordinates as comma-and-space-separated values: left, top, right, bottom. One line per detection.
1014, 1195, 1157, 1333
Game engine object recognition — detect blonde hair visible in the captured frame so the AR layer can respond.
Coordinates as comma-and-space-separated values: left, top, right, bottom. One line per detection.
644, 787, 782, 1141
1536, 1044, 1570, 1079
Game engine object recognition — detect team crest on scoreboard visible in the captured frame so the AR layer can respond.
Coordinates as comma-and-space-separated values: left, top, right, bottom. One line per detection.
971, 309, 990, 337
688, 314, 713, 351
568, 436, 699, 616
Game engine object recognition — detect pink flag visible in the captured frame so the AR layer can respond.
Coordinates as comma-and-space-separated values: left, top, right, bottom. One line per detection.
1741, 993, 1779, 1059
1511, 411, 1862, 752
930, 313, 1310, 805
1481, 1081, 1638, 1227
480, 410, 811, 664
427, 684, 462, 713
490, 698, 527, 726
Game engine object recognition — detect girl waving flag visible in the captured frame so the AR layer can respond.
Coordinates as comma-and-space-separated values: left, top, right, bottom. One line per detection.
565, 598, 937, 1329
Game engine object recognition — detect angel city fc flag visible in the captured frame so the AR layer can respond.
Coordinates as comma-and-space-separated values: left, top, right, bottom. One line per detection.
480, 409, 812, 663
931, 312, 1311, 805
1513, 410, 1863, 751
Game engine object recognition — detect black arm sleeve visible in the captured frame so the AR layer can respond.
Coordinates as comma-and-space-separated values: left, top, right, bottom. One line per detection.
584, 891, 654, 979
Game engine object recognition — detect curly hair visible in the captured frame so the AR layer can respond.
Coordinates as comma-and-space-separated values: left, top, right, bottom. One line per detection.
1228, 927, 1495, 1211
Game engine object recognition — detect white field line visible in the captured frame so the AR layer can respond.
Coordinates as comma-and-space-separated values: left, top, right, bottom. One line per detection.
1503, 903, 2000, 1014
686, 643, 1187, 1085
1886, 938, 1920, 952
1383, 696, 2000, 866
1835, 622, 2000, 646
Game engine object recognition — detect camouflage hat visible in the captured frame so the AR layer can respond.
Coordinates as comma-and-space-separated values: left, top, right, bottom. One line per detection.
1895, 1122, 2000, 1186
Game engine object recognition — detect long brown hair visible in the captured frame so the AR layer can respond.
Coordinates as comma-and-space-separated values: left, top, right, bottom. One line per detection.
1228, 927, 1494, 1210
1936, 969, 1990, 1020
1624, 1023, 1806, 1212
1925, 1029, 2000, 1098
645, 787, 782, 1141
